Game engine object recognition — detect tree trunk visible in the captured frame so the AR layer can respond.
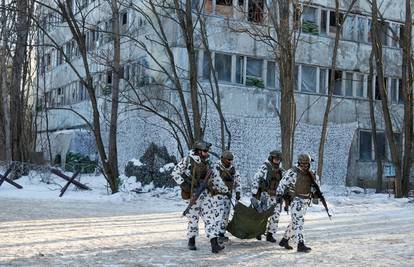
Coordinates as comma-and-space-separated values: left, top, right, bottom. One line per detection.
368, 51, 383, 193
108, 0, 121, 193
401, 0, 413, 197
371, 0, 403, 198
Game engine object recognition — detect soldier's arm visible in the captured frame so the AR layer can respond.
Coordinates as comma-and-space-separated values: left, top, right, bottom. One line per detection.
276, 169, 295, 195
212, 165, 229, 194
234, 170, 242, 194
171, 157, 187, 185
251, 164, 267, 195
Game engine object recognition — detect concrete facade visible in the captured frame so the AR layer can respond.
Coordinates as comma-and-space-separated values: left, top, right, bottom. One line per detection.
36, 0, 413, 189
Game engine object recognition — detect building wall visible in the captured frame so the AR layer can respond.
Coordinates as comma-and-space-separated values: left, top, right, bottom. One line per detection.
36, 0, 413, 188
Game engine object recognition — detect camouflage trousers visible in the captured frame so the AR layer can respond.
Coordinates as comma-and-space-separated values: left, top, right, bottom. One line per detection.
262, 192, 282, 236
220, 196, 232, 234
282, 197, 311, 243
201, 194, 225, 239
185, 192, 207, 239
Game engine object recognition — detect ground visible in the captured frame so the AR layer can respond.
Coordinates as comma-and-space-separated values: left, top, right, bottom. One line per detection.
0, 174, 413, 267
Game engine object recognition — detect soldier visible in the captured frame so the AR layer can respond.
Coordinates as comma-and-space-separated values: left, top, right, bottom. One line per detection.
251, 150, 284, 243
209, 150, 241, 244
276, 153, 319, 253
171, 140, 212, 251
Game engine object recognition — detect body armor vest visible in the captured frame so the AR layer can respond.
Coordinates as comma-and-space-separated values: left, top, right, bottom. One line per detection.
219, 166, 236, 194
294, 167, 312, 196
260, 162, 282, 196
189, 157, 209, 195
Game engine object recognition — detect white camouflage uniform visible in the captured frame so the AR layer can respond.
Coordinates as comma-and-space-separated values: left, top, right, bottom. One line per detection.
276, 166, 320, 244
251, 160, 284, 236
210, 160, 241, 235
171, 150, 209, 239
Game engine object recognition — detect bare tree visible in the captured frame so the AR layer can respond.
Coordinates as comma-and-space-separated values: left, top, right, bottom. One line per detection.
316, 0, 357, 180
370, 0, 411, 198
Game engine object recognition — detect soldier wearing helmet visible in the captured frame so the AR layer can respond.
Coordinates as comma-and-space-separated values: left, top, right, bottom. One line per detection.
207, 150, 241, 247
276, 153, 319, 253
171, 140, 213, 252
251, 150, 285, 243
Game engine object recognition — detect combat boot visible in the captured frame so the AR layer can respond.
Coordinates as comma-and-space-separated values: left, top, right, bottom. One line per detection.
266, 233, 277, 243
279, 238, 293, 250
297, 241, 311, 253
188, 237, 196, 250
218, 232, 229, 243
210, 237, 224, 253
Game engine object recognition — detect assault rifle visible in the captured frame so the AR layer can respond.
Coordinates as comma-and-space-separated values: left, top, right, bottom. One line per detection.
308, 170, 332, 220
182, 169, 213, 216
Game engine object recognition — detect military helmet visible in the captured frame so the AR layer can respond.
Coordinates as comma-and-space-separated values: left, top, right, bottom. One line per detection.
221, 150, 234, 160
193, 140, 212, 151
298, 153, 313, 164
269, 150, 282, 160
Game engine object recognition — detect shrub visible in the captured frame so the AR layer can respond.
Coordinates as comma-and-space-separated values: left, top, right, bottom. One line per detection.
125, 143, 177, 188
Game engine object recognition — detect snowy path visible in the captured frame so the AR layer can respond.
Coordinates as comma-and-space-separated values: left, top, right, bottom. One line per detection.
1, 195, 413, 267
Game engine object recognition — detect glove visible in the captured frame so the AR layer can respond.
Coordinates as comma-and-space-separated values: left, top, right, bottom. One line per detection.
236, 192, 241, 201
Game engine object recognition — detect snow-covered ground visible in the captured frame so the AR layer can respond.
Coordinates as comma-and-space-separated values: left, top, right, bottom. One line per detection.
0, 173, 413, 267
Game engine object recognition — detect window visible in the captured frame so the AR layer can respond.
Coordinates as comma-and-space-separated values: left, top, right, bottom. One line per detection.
320, 10, 328, 36
342, 15, 354, 40
398, 78, 404, 104
355, 74, 364, 97
375, 76, 387, 100
375, 132, 386, 160
399, 24, 405, 47
345, 72, 353, 96
236, 56, 244, 84
367, 19, 372, 43
302, 6, 318, 35
266, 61, 276, 88
246, 57, 263, 87
301, 65, 316, 93
56, 49, 63, 66
360, 131, 372, 160
216, 0, 233, 17
248, 0, 264, 23
120, 11, 128, 34
390, 23, 400, 48
390, 78, 398, 103
355, 17, 366, 42
329, 10, 343, 37
319, 68, 327, 94
214, 53, 232, 82
202, 52, 211, 80
378, 20, 389, 46
330, 69, 342, 96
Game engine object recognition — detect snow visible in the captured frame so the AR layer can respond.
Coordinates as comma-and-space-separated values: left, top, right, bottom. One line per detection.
0, 172, 413, 266
129, 158, 144, 167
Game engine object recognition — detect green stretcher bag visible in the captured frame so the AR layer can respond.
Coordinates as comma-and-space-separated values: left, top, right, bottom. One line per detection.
227, 202, 275, 239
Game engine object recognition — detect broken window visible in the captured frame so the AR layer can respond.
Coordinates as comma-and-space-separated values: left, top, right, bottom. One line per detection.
216, 0, 233, 17
359, 130, 372, 161
374, 76, 387, 100
320, 10, 328, 36
302, 6, 318, 35
330, 69, 342, 96
215, 53, 232, 82
266, 61, 276, 88
248, 0, 264, 23
246, 57, 263, 87
375, 132, 386, 160
301, 65, 316, 93
329, 10, 343, 37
